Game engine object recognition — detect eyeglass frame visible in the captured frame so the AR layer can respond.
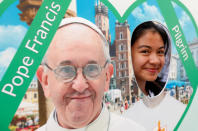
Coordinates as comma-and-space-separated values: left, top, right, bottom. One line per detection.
42, 60, 110, 83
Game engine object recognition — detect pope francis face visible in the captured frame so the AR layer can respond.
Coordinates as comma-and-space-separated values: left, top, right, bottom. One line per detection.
37, 24, 113, 129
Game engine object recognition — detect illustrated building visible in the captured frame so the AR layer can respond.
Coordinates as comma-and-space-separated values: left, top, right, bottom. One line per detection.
16, 80, 39, 117
169, 54, 179, 80
114, 21, 133, 101
95, 1, 136, 102
17, 0, 77, 25
17, 0, 42, 25
95, 1, 117, 91
178, 39, 198, 82
23, 80, 38, 103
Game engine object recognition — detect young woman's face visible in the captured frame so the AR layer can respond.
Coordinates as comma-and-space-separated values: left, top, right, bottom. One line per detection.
131, 31, 165, 83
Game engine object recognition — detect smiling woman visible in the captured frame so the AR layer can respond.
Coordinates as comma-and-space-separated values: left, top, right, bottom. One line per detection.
131, 21, 171, 103
122, 21, 174, 130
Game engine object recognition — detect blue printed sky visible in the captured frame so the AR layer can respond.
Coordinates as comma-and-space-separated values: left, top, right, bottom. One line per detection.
0, 0, 197, 80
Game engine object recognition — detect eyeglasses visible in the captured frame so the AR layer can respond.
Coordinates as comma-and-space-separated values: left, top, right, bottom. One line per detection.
43, 60, 109, 83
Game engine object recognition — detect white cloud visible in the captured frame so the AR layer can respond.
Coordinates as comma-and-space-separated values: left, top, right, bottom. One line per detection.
0, 0, 3, 4
0, 47, 16, 80
172, 1, 178, 8
132, 7, 144, 20
0, 47, 16, 67
171, 2, 191, 29
179, 11, 190, 28
131, 2, 191, 29
132, 3, 165, 24
0, 25, 27, 49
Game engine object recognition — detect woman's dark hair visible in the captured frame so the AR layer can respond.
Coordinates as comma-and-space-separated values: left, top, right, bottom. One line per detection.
145, 78, 165, 96
131, 21, 169, 55
131, 21, 171, 96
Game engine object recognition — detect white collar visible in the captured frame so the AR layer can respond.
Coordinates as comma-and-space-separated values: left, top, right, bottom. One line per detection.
142, 91, 166, 108
45, 105, 110, 131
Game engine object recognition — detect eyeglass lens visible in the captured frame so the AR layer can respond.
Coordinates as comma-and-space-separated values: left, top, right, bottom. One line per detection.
55, 64, 102, 82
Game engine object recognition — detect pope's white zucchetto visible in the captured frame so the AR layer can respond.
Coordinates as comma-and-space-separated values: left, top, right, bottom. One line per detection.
59, 17, 107, 44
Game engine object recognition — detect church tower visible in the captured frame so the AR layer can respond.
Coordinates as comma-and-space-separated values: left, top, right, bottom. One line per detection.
114, 21, 133, 102
95, 0, 111, 43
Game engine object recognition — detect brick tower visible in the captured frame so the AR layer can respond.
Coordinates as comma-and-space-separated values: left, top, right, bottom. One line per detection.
114, 21, 133, 102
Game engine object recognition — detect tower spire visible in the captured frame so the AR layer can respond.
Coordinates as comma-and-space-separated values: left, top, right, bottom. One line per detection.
95, 0, 110, 43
